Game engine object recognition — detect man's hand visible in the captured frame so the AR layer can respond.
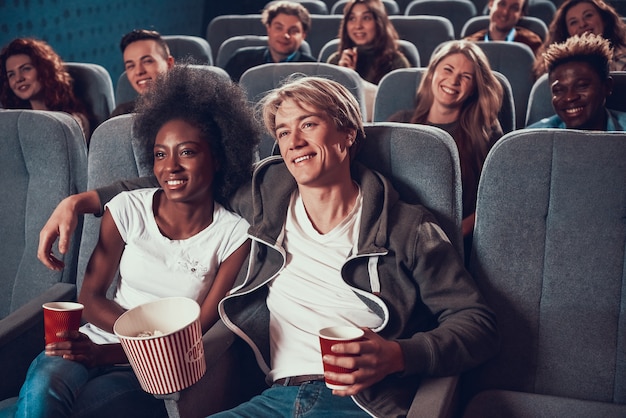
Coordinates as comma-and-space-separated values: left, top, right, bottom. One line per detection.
322, 328, 405, 396
37, 191, 101, 270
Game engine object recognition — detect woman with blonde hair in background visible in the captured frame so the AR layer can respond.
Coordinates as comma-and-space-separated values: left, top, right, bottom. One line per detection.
389, 40, 503, 262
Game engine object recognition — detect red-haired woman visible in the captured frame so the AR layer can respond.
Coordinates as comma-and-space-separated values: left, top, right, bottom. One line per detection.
0, 38, 91, 141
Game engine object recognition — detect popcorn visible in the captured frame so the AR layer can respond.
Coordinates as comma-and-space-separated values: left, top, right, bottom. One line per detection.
136, 330, 164, 338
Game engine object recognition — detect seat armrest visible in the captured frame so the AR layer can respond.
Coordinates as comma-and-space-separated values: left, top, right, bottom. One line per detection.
408, 375, 459, 418
462, 389, 626, 418
155, 320, 266, 418
0, 283, 77, 400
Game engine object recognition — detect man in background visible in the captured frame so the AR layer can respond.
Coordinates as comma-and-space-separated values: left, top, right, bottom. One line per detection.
465, 0, 543, 55
528, 33, 626, 130
224, 1, 316, 82
109, 29, 174, 117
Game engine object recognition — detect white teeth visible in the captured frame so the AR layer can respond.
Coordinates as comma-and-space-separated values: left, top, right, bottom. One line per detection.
565, 107, 583, 114
294, 155, 312, 164
442, 86, 456, 95
137, 79, 150, 85
167, 180, 185, 185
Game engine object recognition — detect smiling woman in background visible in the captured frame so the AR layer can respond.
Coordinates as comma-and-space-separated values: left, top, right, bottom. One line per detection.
327, 0, 409, 121
327, 0, 409, 85
388, 41, 503, 263
532, 0, 626, 78
0, 38, 92, 141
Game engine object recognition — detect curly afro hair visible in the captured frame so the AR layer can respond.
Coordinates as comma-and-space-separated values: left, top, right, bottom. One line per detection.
133, 64, 261, 206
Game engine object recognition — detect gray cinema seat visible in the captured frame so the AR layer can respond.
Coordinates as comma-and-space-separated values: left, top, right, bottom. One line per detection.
266, 0, 329, 14
0, 109, 87, 401
331, 0, 401, 14
405, 0, 477, 39
389, 15, 454, 65
373, 67, 516, 134
306, 14, 344, 57
75, 114, 152, 295
462, 128, 626, 417
163, 35, 213, 66
206, 14, 266, 62
473, 40, 536, 129
65, 62, 115, 127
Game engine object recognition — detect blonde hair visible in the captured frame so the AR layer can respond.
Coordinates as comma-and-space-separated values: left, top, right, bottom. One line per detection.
410, 41, 502, 163
409, 40, 502, 216
260, 75, 365, 157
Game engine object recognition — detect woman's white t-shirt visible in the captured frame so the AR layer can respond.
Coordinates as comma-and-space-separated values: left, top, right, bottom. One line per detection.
81, 188, 249, 344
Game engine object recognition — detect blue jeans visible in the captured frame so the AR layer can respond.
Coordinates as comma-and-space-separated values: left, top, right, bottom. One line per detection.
208, 381, 369, 418
9, 352, 167, 418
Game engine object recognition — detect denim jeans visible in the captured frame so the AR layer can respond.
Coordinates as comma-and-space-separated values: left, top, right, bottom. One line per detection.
10, 352, 167, 418
208, 380, 369, 418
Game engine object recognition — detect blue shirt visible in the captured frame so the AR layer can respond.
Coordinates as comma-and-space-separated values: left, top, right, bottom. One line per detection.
527, 108, 626, 131
484, 28, 516, 42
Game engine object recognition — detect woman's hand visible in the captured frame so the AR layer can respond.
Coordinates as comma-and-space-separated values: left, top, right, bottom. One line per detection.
45, 330, 104, 368
45, 330, 127, 368
338, 47, 358, 70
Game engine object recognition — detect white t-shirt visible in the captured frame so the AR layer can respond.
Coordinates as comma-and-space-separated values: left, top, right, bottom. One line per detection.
267, 188, 383, 381
81, 188, 249, 344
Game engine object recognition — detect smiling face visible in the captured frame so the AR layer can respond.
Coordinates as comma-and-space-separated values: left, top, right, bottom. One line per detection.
5, 54, 44, 106
550, 61, 610, 130
266, 13, 306, 62
565, 2, 605, 37
153, 119, 217, 205
346, 3, 377, 46
488, 0, 525, 37
430, 53, 476, 113
123, 39, 173, 95
274, 98, 354, 189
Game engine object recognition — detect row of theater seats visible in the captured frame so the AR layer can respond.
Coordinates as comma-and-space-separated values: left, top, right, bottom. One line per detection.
1, 107, 624, 416
205, 14, 542, 129
206, 13, 548, 66
268, 0, 558, 34
68, 37, 626, 151
67, 1, 622, 132
208, 7, 626, 63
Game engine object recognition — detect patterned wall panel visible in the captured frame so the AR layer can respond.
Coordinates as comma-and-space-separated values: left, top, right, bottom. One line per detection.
0, 0, 205, 80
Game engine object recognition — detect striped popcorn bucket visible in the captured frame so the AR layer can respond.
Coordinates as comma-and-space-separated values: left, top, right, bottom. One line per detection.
113, 297, 206, 395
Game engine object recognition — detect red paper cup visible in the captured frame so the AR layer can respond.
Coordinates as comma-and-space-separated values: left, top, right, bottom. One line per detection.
42, 302, 84, 345
319, 326, 365, 390
113, 297, 206, 395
